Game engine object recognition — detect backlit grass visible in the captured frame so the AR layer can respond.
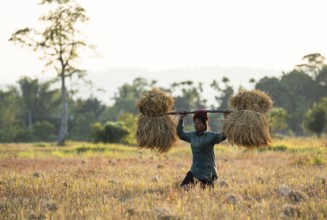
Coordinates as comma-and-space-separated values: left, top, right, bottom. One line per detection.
0, 138, 326, 219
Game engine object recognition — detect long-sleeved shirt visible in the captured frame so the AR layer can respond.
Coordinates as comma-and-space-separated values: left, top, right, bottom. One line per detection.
177, 119, 226, 180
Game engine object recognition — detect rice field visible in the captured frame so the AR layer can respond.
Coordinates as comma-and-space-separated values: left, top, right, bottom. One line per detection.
0, 137, 326, 219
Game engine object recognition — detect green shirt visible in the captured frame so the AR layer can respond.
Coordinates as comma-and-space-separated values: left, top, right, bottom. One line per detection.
177, 120, 226, 180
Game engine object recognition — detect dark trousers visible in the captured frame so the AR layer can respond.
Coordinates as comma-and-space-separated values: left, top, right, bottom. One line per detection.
180, 171, 217, 189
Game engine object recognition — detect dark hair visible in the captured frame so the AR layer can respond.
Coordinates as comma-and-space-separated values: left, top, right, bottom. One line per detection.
193, 110, 208, 129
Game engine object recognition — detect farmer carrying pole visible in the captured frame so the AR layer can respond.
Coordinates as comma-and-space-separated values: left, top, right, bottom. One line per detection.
136, 87, 273, 152
177, 110, 231, 189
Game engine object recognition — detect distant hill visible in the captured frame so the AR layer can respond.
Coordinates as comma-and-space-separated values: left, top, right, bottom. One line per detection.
84, 66, 281, 106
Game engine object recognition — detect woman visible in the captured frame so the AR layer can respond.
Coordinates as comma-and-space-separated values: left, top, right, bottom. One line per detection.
177, 110, 230, 189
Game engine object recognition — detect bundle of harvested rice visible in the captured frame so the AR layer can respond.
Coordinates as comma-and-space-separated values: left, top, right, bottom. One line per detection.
136, 115, 178, 153
137, 87, 174, 117
229, 90, 273, 114
223, 110, 271, 148
136, 88, 178, 153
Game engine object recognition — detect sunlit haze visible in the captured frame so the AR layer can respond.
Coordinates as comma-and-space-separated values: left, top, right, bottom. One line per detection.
1, 0, 326, 104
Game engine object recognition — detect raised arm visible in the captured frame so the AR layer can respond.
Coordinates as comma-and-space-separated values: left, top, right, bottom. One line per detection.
177, 112, 192, 143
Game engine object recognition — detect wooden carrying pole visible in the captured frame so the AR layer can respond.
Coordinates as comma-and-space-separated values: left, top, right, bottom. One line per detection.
166, 109, 234, 115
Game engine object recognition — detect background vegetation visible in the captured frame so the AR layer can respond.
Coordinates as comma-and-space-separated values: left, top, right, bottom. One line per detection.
2, 0, 326, 144
0, 53, 326, 144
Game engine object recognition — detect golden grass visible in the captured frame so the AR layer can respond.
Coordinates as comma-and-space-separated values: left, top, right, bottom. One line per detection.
0, 139, 326, 219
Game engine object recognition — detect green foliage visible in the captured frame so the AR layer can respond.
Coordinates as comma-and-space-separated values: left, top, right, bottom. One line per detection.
208, 78, 234, 132
75, 146, 106, 154
257, 145, 288, 152
17, 76, 60, 128
108, 78, 156, 118
89, 122, 104, 143
303, 97, 327, 137
0, 87, 30, 142
316, 66, 327, 87
118, 113, 138, 145
295, 53, 325, 78
69, 97, 105, 140
0, 125, 30, 143
70, 113, 97, 141
255, 77, 289, 107
255, 68, 325, 135
32, 120, 56, 141
172, 81, 207, 111
90, 121, 129, 144
268, 107, 288, 134
0, 87, 20, 128
210, 77, 234, 109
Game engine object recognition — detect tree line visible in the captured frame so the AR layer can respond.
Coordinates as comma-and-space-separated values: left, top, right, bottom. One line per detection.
0, 54, 326, 144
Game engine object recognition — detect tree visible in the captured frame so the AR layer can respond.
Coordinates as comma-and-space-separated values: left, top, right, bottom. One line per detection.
280, 70, 318, 134
295, 53, 325, 79
255, 76, 289, 108
171, 81, 207, 111
210, 77, 234, 109
0, 87, 22, 142
103, 78, 157, 121
208, 78, 234, 132
9, 0, 91, 145
0, 87, 20, 128
17, 77, 38, 130
316, 66, 327, 88
268, 107, 288, 134
303, 98, 327, 137
69, 97, 105, 140
118, 112, 138, 145
255, 70, 321, 135
17, 76, 60, 131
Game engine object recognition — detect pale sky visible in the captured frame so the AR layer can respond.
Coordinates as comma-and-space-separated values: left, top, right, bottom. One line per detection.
1, 0, 327, 104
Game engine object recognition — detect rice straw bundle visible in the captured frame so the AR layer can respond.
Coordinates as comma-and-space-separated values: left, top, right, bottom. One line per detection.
223, 89, 273, 148
223, 110, 271, 148
137, 87, 174, 117
136, 88, 178, 153
229, 90, 273, 114
136, 115, 178, 153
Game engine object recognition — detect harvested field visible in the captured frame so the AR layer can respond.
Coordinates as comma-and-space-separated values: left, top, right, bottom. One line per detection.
0, 138, 326, 219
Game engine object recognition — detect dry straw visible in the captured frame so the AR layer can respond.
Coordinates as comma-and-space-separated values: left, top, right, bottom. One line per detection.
137, 87, 174, 117
223, 110, 271, 147
136, 88, 178, 153
229, 89, 273, 114
136, 115, 178, 153
224, 90, 273, 148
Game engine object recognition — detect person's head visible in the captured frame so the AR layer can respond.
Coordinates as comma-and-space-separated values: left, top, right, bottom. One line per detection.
193, 110, 208, 133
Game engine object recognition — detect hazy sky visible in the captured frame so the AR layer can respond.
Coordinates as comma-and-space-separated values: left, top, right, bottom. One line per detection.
1, 0, 327, 99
